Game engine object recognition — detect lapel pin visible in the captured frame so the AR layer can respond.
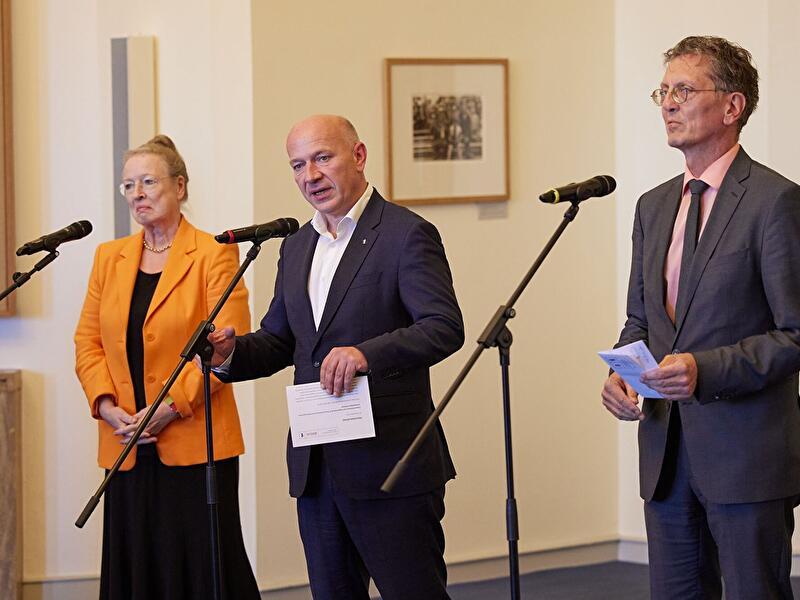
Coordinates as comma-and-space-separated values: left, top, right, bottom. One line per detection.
362, 238, 366, 245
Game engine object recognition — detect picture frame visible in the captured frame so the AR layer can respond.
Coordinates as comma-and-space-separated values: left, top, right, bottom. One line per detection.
0, 0, 13, 316
385, 58, 509, 206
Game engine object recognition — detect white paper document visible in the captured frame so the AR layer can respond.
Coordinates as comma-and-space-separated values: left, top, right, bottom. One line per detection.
286, 376, 376, 447
597, 340, 664, 398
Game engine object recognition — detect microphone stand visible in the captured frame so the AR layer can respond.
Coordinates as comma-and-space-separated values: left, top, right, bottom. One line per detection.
76, 241, 265, 600
0, 251, 59, 302
381, 201, 582, 600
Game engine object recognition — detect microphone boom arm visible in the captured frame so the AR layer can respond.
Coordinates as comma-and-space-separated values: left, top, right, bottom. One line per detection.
381, 201, 580, 489
0, 251, 60, 303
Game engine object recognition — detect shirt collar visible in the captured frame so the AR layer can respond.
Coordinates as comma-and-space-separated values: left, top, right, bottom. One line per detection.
311, 183, 373, 239
682, 143, 740, 193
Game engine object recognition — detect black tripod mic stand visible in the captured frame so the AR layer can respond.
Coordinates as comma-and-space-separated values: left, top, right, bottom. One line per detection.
382, 201, 583, 600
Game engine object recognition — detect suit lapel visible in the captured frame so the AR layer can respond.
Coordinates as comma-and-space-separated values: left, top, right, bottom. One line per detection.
145, 218, 195, 324
313, 191, 383, 344
650, 177, 683, 328
115, 232, 144, 330
673, 149, 750, 338
283, 224, 319, 333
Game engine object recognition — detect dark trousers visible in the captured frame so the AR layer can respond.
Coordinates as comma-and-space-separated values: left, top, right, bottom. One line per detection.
296, 450, 450, 600
644, 408, 797, 600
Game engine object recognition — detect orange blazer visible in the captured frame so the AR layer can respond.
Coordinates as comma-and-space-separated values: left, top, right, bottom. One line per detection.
75, 218, 251, 470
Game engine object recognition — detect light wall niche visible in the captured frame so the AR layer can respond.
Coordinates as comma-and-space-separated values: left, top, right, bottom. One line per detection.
111, 35, 157, 239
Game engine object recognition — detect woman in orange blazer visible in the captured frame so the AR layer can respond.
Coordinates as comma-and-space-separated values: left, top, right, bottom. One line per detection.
74, 135, 259, 600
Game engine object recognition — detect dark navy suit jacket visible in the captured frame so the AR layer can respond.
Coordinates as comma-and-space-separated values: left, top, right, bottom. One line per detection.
617, 148, 800, 504
223, 190, 464, 499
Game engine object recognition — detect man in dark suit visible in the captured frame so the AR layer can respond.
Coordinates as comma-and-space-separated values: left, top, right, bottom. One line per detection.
209, 114, 463, 599
602, 36, 800, 599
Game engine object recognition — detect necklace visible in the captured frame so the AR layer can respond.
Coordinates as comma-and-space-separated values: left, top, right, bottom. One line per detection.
143, 238, 172, 253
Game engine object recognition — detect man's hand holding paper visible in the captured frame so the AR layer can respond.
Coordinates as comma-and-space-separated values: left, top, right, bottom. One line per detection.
598, 340, 664, 398
286, 375, 376, 447
640, 353, 698, 400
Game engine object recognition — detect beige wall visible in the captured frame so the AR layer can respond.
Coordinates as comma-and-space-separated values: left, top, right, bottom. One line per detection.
251, 0, 619, 589
5, 0, 800, 591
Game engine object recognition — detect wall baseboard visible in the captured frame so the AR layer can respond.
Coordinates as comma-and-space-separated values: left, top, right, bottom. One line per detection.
22, 576, 99, 600
24, 539, 797, 599
617, 538, 649, 564
20, 539, 622, 599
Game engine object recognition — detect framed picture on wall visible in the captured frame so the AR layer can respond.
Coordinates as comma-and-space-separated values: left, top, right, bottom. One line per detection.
385, 58, 509, 206
0, 0, 14, 316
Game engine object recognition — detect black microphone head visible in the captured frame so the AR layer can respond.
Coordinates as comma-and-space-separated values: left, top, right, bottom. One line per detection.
575, 175, 616, 201
539, 175, 617, 204
74, 220, 94, 236
215, 217, 300, 244
284, 218, 300, 235
15, 219, 93, 255
593, 175, 616, 197
255, 217, 299, 239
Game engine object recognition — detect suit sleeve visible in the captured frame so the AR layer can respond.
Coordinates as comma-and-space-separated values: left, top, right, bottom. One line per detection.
356, 219, 464, 374
222, 240, 296, 382
692, 185, 800, 402
616, 196, 650, 349
167, 244, 252, 416
74, 246, 117, 418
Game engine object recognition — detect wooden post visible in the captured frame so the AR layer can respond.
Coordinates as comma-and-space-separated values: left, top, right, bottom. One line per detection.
0, 369, 21, 600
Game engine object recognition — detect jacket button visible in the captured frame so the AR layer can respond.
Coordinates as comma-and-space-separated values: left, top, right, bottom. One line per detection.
313, 361, 321, 368
145, 333, 155, 342
146, 375, 156, 383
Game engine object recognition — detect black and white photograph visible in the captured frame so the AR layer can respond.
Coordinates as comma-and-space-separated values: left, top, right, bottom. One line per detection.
412, 94, 483, 161
386, 58, 508, 205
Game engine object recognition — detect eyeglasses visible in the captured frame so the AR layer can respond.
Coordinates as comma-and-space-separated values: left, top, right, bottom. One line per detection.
118, 175, 173, 197
650, 86, 728, 106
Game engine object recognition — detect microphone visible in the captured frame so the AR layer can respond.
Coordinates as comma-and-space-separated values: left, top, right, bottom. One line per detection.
16, 220, 93, 256
215, 218, 300, 244
539, 175, 616, 204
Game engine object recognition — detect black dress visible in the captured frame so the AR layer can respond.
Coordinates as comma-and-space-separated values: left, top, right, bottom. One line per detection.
99, 270, 259, 600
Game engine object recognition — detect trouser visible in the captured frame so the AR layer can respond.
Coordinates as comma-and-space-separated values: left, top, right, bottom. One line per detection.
296, 450, 450, 600
645, 407, 797, 600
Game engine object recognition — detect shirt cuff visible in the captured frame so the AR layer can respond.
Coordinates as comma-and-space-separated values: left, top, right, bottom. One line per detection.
211, 347, 235, 375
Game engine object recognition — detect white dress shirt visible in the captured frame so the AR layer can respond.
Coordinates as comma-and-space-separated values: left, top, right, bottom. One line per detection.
308, 184, 373, 329
213, 184, 373, 372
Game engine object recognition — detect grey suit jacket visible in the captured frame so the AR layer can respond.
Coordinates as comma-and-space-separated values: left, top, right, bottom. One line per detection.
617, 147, 800, 503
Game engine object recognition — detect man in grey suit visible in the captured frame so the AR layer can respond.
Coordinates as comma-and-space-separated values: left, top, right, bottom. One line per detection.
602, 36, 800, 599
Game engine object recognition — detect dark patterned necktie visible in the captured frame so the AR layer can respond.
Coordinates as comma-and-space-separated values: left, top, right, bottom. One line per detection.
676, 178, 710, 310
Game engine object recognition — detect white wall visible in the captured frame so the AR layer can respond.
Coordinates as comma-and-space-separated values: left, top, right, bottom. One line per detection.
251, 0, 620, 589
1, 0, 256, 582
766, 0, 800, 184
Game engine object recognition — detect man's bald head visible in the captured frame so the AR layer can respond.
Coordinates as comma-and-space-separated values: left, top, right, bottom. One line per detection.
286, 114, 369, 233
286, 114, 360, 150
